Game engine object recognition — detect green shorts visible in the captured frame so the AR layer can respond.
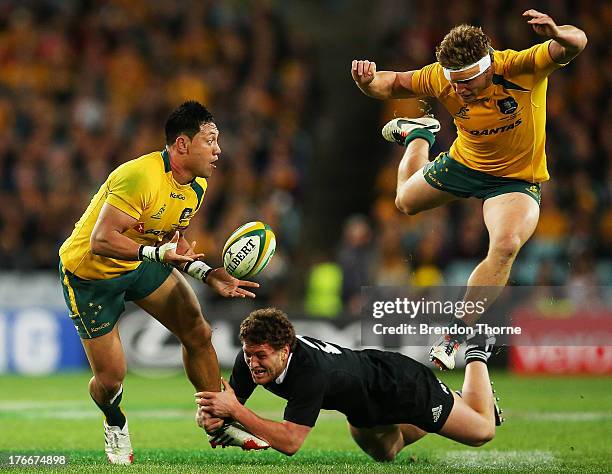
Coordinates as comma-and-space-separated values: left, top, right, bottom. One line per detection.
423, 153, 541, 204
59, 261, 173, 339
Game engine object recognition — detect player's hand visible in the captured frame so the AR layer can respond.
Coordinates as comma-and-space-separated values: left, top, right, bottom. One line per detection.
177, 237, 205, 260
195, 405, 224, 433
160, 231, 205, 265
351, 60, 377, 87
523, 10, 560, 39
205, 267, 259, 298
196, 378, 239, 419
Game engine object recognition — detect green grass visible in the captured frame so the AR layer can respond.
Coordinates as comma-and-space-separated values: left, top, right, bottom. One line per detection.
1, 371, 611, 473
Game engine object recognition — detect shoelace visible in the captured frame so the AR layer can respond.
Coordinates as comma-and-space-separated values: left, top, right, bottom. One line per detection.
442, 336, 459, 355
106, 427, 126, 451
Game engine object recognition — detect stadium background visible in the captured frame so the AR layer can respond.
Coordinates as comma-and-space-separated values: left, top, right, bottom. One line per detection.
0, 0, 610, 471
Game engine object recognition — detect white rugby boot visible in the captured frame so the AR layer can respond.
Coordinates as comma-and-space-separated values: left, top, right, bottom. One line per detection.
429, 334, 462, 370
382, 116, 441, 146
208, 422, 270, 450
104, 420, 134, 465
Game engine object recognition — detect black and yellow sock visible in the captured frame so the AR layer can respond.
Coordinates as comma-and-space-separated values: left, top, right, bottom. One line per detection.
92, 384, 127, 429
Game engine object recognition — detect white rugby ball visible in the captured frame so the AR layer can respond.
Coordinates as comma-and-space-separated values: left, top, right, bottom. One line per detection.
222, 222, 276, 279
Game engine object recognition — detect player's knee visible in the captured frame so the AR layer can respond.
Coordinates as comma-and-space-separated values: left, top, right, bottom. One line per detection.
395, 195, 420, 216
489, 235, 522, 263
180, 318, 213, 350
469, 427, 495, 447
91, 375, 122, 398
368, 448, 397, 463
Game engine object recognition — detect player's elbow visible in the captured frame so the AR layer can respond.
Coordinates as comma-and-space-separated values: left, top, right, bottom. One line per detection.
89, 232, 103, 255
277, 426, 308, 456
579, 31, 588, 51
90, 229, 111, 256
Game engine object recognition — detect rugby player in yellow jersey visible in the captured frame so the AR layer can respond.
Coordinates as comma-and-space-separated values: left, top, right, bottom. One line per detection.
351, 10, 587, 370
59, 101, 268, 464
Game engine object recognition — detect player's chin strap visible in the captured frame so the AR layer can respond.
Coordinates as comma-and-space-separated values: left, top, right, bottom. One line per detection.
443, 53, 491, 82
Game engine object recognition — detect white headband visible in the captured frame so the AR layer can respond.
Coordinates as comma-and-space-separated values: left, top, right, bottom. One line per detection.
443, 53, 491, 82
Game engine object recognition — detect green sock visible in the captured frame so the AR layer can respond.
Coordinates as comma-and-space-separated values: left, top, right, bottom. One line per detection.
404, 128, 436, 148
92, 384, 127, 429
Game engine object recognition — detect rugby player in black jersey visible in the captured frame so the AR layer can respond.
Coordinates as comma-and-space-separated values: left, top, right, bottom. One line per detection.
196, 308, 502, 461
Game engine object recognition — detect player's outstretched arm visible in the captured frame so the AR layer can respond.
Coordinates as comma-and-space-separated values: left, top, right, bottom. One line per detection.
351, 60, 419, 99
196, 378, 311, 455
523, 9, 587, 64
90, 203, 197, 265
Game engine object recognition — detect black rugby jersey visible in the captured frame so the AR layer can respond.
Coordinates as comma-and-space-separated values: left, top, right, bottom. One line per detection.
229, 335, 439, 428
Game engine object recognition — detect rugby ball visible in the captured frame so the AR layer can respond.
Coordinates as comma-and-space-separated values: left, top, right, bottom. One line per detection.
222, 222, 276, 279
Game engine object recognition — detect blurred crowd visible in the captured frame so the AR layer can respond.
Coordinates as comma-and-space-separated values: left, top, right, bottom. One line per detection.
0, 1, 313, 305
0, 1, 609, 317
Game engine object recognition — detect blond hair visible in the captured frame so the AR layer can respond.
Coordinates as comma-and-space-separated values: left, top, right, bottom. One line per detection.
435, 24, 492, 69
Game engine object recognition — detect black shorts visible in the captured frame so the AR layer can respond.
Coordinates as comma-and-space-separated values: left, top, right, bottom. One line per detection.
347, 351, 455, 433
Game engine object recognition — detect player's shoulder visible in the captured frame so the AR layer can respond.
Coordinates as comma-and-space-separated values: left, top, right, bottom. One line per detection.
112, 150, 164, 176
494, 42, 552, 71
108, 150, 165, 185
413, 61, 453, 98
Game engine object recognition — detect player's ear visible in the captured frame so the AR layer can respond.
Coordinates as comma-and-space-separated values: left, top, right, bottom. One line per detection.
175, 134, 191, 154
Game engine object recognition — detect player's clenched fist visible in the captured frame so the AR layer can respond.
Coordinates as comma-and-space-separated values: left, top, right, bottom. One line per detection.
351, 60, 376, 86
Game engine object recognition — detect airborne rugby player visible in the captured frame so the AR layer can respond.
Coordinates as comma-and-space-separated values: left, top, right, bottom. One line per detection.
351, 9, 587, 370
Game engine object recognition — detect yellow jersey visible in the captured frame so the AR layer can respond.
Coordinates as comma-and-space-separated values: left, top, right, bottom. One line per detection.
59, 149, 207, 280
411, 40, 565, 182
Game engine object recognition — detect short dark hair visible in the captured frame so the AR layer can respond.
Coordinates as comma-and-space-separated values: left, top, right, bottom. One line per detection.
164, 101, 214, 145
435, 24, 492, 69
239, 308, 296, 351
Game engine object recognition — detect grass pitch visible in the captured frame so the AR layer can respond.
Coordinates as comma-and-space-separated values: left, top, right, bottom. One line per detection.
1, 371, 611, 473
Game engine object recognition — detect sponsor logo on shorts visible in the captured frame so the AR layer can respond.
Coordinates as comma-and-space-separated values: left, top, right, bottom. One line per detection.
90, 321, 111, 333
438, 379, 449, 395
526, 185, 539, 195
468, 118, 522, 136
426, 172, 445, 188
432, 404, 443, 423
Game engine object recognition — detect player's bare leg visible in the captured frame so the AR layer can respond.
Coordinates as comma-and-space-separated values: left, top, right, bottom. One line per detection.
395, 143, 458, 214
430, 192, 540, 370
399, 423, 428, 446
134, 268, 220, 393
82, 327, 126, 410
467, 192, 540, 292
81, 327, 133, 464
383, 117, 458, 215
349, 423, 426, 462
437, 361, 496, 446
